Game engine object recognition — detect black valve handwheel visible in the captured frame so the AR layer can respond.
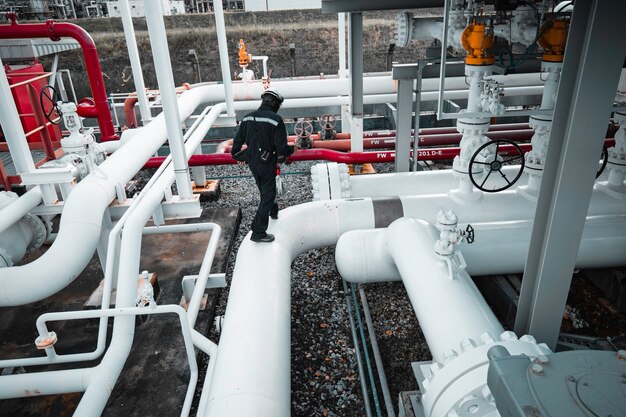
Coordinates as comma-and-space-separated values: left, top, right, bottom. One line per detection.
39, 85, 61, 125
318, 114, 337, 131
294, 120, 314, 138
596, 146, 609, 179
465, 224, 475, 244
469, 139, 525, 193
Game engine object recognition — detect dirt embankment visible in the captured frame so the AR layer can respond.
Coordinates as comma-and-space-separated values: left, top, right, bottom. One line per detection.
44, 9, 435, 97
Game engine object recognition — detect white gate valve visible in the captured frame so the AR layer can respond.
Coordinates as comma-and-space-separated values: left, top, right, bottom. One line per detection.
434, 210, 475, 278
136, 271, 156, 308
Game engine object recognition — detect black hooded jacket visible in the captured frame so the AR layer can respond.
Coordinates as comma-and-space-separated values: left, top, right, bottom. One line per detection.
231, 104, 294, 173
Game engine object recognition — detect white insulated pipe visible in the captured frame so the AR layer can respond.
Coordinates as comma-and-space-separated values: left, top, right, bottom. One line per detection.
0, 57, 36, 174
385, 218, 504, 363
213, 0, 235, 116
0, 187, 42, 235
204, 198, 377, 416
144, 0, 193, 200
119, 0, 152, 124
0, 86, 211, 306
337, 215, 626, 283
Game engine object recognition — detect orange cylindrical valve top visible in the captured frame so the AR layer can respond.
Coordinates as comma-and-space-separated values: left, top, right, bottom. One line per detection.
238, 39, 252, 67
539, 19, 568, 62
461, 21, 495, 66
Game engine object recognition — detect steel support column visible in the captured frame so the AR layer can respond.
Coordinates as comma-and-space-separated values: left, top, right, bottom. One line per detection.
393, 63, 418, 172
0, 57, 36, 174
144, 0, 193, 200
515, 0, 626, 349
120, 0, 152, 124
348, 12, 363, 152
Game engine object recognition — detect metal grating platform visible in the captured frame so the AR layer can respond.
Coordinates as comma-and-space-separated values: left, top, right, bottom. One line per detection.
1, 150, 48, 176
0, 38, 80, 61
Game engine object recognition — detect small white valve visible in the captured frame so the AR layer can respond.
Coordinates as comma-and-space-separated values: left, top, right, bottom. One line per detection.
136, 270, 156, 308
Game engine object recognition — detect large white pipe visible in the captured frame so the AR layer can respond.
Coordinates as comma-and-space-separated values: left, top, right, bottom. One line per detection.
0, 73, 543, 306
0, 57, 36, 174
0, 86, 210, 306
337, 215, 626, 283
386, 217, 504, 363
119, 0, 151, 123
213, 0, 235, 116
74, 101, 233, 416
144, 0, 193, 200
205, 198, 377, 416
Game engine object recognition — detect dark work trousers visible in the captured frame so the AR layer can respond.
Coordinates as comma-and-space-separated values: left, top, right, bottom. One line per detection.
250, 166, 279, 239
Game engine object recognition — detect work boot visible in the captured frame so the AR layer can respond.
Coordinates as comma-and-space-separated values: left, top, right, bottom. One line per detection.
250, 233, 275, 243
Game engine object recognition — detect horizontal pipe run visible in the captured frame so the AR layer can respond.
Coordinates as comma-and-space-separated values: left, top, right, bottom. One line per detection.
35, 305, 197, 417
336, 214, 626, 284
0, 186, 42, 235
0, 368, 91, 399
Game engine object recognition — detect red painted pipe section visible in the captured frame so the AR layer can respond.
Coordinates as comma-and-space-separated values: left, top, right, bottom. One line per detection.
0, 17, 118, 141
144, 138, 616, 169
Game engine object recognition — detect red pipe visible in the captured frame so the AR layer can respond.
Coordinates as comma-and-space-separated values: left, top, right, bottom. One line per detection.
0, 17, 118, 141
144, 138, 616, 169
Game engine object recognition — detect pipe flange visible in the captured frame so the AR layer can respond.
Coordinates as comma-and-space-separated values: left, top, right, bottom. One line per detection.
394, 11, 413, 48
22, 213, 47, 252
0, 247, 13, 267
421, 331, 551, 417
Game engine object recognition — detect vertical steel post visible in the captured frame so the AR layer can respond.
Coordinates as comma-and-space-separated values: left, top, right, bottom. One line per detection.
143, 0, 193, 199
0, 57, 36, 174
515, 0, 626, 349
119, 0, 152, 124
393, 63, 418, 173
214, 0, 235, 116
338, 12, 346, 78
349, 12, 364, 152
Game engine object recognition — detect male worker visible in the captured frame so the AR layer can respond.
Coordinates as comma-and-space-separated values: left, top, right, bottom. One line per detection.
232, 88, 295, 243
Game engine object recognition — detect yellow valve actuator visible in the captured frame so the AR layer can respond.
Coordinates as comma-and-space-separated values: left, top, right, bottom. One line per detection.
461, 21, 495, 66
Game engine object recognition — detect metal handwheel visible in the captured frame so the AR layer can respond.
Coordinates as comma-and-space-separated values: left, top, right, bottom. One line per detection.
468, 139, 525, 193
39, 85, 61, 125
318, 114, 337, 131
596, 146, 609, 179
294, 120, 314, 138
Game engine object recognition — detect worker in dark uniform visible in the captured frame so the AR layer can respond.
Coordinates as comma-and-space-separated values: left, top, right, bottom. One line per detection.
232, 88, 295, 243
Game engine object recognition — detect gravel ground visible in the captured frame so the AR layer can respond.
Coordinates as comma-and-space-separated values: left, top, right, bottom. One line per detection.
198, 161, 430, 417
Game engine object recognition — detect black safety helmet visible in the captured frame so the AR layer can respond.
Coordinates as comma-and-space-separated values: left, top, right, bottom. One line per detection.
261, 88, 284, 111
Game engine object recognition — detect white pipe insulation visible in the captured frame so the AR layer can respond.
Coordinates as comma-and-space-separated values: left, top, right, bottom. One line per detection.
0, 86, 212, 306
0, 187, 42, 235
384, 218, 504, 364
206, 179, 626, 415
338, 217, 552, 417
336, 215, 626, 283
